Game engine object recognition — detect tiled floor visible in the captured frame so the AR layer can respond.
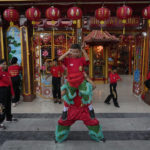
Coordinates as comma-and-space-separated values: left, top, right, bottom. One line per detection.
12, 75, 150, 114
1, 75, 150, 150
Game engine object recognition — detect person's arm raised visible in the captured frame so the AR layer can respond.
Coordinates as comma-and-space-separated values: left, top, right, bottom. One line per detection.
58, 49, 71, 61
81, 43, 89, 61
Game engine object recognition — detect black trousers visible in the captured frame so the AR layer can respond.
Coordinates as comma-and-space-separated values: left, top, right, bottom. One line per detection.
52, 77, 61, 99
105, 83, 119, 105
0, 86, 13, 123
11, 75, 21, 103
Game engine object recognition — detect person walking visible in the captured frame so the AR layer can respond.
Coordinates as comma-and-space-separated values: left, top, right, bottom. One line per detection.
0, 59, 17, 129
8, 57, 22, 107
104, 66, 121, 108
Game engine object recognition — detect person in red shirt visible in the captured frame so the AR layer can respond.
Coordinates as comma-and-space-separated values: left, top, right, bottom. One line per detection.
104, 66, 121, 108
55, 44, 105, 143
8, 57, 22, 107
50, 59, 64, 104
59, 44, 96, 119
0, 59, 17, 129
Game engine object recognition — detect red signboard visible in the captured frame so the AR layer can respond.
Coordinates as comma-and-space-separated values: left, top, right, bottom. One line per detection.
89, 17, 140, 27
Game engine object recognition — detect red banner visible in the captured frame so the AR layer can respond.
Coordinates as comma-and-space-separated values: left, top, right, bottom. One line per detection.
89, 17, 140, 27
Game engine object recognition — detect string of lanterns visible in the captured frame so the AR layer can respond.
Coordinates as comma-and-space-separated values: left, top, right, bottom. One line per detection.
2, 5, 150, 33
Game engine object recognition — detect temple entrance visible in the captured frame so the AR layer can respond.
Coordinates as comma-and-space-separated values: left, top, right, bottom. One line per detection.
32, 31, 74, 99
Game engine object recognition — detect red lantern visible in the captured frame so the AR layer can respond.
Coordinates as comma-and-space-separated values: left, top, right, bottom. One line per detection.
117, 5, 132, 34
25, 7, 41, 24
3, 8, 19, 26
45, 6, 60, 21
95, 7, 111, 22
95, 7, 111, 32
142, 6, 150, 27
117, 5, 132, 21
67, 7, 82, 24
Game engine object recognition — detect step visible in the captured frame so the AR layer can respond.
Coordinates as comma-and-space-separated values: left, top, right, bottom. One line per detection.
1, 140, 150, 150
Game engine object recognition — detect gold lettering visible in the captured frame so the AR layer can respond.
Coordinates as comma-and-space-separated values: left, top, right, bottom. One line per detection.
119, 19, 122, 24
135, 18, 139, 24
114, 18, 117, 24
109, 18, 114, 24
96, 19, 99, 24
127, 18, 132, 24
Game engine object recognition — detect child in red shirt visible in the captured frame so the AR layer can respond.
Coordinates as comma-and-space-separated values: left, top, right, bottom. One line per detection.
50, 59, 64, 104
0, 59, 17, 129
104, 66, 121, 108
55, 44, 105, 143
59, 44, 95, 119
8, 57, 22, 107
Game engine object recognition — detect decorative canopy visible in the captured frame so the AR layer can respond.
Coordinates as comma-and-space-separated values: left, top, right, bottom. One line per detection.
84, 30, 119, 45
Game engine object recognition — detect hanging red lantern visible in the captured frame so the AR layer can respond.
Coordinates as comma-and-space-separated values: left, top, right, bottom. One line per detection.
95, 7, 111, 31
45, 6, 60, 21
3, 8, 19, 26
117, 5, 132, 34
67, 7, 82, 24
95, 7, 111, 22
142, 6, 150, 27
25, 7, 41, 24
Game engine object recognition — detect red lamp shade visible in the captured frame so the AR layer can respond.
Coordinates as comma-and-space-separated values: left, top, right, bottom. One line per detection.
116, 5, 132, 34
142, 6, 150, 27
3, 8, 19, 25
45, 6, 60, 20
95, 7, 111, 22
67, 7, 82, 21
117, 5, 132, 21
25, 7, 41, 23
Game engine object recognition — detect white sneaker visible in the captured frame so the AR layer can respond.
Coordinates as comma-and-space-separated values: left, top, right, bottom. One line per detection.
12, 103, 16, 107
0, 123, 6, 129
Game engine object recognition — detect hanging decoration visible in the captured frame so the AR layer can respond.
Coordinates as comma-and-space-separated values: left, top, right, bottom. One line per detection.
3, 7, 19, 26
45, 6, 61, 47
42, 50, 49, 57
25, 7, 41, 24
25, 7, 41, 36
95, 7, 111, 32
67, 6, 82, 24
42, 35, 51, 45
142, 6, 150, 27
45, 6, 60, 25
116, 5, 132, 34
67, 6, 82, 43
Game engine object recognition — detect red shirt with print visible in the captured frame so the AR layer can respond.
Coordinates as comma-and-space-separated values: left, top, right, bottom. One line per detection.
0, 67, 15, 96
50, 65, 64, 78
8, 65, 22, 77
109, 72, 121, 84
63, 57, 89, 88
